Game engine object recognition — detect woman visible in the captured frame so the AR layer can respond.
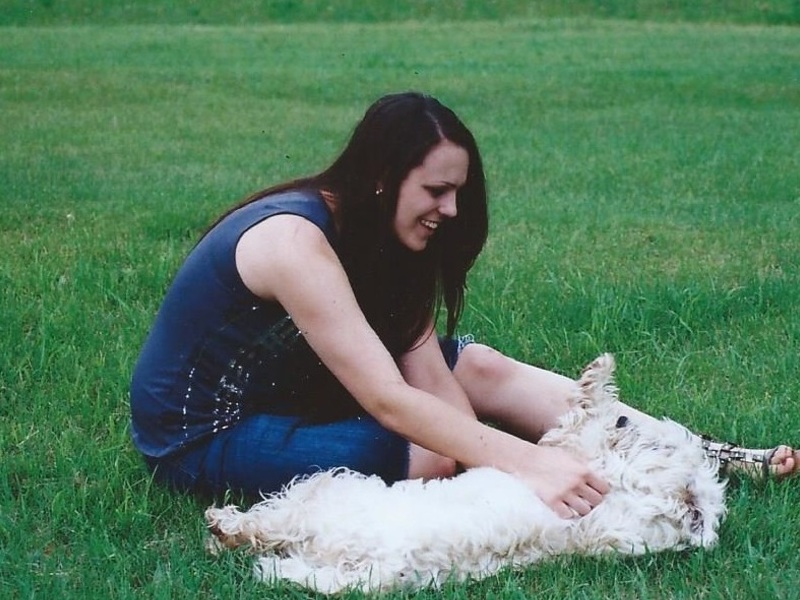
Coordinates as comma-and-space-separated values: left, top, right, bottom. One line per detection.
131, 92, 796, 519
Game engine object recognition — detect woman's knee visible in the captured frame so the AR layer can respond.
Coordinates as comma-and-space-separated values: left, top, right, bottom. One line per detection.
454, 343, 516, 386
407, 444, 458, 480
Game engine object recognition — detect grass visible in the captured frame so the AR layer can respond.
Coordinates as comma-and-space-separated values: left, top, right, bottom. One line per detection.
2, 0, 799, 26
2, 5, 800, 599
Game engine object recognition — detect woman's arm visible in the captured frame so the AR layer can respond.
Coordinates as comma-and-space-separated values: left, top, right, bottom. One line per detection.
396, 326, 476, 418
396, 327, 477, 477
236, 215, 607, 517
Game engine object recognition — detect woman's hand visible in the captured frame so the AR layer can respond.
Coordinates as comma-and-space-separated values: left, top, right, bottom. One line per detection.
518, 445, 609, 519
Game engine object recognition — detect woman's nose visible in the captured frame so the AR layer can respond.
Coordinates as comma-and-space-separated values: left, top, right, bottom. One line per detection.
438, 192, 458, 218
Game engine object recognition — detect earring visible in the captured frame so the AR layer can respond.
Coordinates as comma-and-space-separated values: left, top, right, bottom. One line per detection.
375, 186, 384, 196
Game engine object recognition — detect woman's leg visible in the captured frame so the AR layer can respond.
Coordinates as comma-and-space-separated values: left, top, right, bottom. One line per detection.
452, 343, 799, 478
451, 343, 576, 442
407, 444, 458, 479
148, 412, 411, 498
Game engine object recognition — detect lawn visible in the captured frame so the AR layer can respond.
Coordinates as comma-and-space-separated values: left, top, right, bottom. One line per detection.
2, 4, 799, 598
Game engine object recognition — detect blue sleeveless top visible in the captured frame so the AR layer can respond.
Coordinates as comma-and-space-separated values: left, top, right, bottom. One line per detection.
130, 190, 357, 458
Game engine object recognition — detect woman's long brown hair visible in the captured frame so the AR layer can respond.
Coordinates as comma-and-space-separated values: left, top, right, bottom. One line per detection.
207, 92, 489, 358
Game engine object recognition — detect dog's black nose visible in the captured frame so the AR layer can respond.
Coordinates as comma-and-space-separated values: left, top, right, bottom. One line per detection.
615, 415, 629, 428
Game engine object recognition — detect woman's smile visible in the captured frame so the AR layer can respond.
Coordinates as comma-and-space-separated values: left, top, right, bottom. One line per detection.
394, 140, 468, 251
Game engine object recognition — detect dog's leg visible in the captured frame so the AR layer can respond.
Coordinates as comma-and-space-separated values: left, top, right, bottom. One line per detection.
205, 506, 281, 553
255, 554, 385, 594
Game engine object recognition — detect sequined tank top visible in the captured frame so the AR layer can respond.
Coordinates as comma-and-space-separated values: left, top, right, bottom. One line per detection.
130, 190, 356, 458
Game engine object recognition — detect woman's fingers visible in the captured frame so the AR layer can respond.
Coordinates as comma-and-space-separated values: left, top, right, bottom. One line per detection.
559, 479, 610, 519
587, 473, 610, 495
579, 483, 606, 508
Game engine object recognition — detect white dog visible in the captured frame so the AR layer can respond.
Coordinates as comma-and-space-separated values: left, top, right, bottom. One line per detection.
205, 354, 726, 593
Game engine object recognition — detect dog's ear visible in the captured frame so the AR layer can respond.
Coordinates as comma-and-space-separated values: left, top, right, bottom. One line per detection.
679, 483, 712, 542
576, 353, 618, 409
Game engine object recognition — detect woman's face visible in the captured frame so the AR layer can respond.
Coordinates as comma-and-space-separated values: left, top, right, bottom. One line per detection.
393, 140, 469, 252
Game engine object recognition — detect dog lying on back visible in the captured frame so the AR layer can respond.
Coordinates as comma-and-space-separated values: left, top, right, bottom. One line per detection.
205, 353, 727, 593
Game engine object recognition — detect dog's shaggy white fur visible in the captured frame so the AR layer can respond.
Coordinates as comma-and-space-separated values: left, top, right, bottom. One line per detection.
205, 354, 726, 593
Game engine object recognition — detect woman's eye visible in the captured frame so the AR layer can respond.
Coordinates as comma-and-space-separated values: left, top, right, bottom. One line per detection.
426, 186, 448, 198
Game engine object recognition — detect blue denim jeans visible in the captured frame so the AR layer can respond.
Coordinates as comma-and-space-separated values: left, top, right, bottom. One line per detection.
146, 413, 409, 498
145, 335, 473, 499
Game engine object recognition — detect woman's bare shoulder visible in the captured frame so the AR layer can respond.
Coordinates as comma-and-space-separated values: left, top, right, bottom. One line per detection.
235, 214, 339, 301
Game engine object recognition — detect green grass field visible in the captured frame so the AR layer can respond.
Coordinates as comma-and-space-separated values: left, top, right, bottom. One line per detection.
2, 2, 800, 598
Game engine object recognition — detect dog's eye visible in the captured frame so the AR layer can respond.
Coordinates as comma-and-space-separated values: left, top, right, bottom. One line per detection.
615, 415, 630, 428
